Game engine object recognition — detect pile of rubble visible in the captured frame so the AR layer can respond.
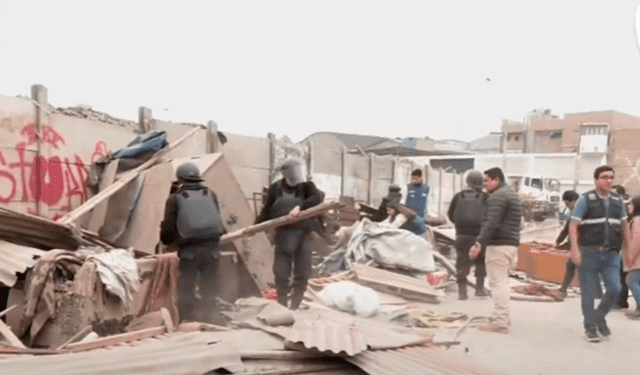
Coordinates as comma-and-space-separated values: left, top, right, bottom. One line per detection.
53, 106, 139, 130
0, 129, 505, 374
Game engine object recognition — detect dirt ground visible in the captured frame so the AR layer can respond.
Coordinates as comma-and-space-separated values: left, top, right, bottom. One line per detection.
422, 220, 640, 375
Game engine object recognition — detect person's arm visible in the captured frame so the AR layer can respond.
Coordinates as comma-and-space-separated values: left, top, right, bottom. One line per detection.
255, 183, 278, 224
569, 220, 581, 266
475, 191, 506, 246
447, 193, 458, 223
160, 195, 178, 245
556, 220, 570, 246
568, 195, 588, 266
210, 190, 227, 234
628, 219, 640, 268
299, 181, 323, 210
390, 213, 408, 229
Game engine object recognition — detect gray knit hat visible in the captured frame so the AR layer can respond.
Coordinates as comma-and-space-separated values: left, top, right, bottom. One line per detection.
466, 170, 484, 191
385, 184, 403, 203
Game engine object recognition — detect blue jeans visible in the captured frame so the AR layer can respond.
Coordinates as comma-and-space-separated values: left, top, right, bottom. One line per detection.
626, 270, 640, 309
578, 250, 622, 331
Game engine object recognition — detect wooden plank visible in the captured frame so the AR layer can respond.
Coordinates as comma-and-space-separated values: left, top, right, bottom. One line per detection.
86, 159, 120, 233
56, 325, 93, 350
219, 201, 341, 245
0, 319, 26, 349
65, 326, 166, 353
60, 126, 200, 225
0, 305, 17, 319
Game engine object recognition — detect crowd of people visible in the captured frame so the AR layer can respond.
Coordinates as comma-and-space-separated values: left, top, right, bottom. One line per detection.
158, 158, 640, 343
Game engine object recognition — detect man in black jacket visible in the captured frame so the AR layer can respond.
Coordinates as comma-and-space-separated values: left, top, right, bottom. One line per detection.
255, 158, 322, 310
470, 167, 522, 334
160, 162, 224, 323
448, 170, 488, 300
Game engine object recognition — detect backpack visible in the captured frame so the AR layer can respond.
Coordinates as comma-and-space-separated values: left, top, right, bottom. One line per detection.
453, 190, 486, 227
176, 188, 224, 241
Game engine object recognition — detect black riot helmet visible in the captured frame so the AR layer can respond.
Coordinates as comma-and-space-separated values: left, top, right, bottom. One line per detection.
176, 162, 203, 182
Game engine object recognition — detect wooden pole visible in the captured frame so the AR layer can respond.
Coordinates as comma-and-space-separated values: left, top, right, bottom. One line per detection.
219, 201, 341, 245
60, 126, 201, 225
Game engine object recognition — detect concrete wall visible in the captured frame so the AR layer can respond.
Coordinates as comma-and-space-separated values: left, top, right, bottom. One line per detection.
0, 93, 138, 219
0, 88, 211, 220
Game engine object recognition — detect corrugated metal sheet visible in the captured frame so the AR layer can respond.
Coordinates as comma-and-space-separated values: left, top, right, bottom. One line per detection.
346, 345, 499, 375
285, 314, 368, 356
0, 239, 45, 287
0, 207, 81, 250
0, 331, 245, 375
353, 263, 445, 300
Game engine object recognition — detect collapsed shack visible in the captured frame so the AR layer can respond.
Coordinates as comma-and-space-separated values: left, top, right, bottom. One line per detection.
0, 129, 503, 374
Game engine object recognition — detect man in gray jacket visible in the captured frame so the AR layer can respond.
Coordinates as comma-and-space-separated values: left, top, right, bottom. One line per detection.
470, 167, 522, 334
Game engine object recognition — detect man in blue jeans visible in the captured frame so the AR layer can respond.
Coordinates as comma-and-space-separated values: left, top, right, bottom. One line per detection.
569, 165, 630, 342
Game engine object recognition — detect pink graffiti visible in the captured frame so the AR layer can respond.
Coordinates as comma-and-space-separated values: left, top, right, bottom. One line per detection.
0, 123, 107, 216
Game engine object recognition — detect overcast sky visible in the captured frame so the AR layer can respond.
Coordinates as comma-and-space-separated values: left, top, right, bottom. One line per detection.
1, 1, 639, 143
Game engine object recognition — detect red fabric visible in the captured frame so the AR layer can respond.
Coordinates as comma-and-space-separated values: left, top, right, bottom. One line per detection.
139, 253, 180, 324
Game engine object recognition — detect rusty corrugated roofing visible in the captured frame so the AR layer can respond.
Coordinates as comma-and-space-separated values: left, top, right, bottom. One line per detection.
0, 239, 44, 287
0, 331, 245, 375
285, 313, 367, 356
347, 345, 499, 375
0, 207, 81, 250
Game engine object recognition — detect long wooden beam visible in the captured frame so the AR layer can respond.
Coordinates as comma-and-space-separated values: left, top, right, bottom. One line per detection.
219, 200, 342, 245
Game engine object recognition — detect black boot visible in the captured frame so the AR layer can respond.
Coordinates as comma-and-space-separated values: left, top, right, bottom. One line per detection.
475, 278, 489, 297
458, 283, 468, 300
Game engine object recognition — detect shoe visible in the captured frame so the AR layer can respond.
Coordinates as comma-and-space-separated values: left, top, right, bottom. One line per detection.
625, 309, 640, 320
615, 302, 629, 309
458, 285, 468, 300
475, 278, 488, 297
478, 321, 509, 334
596, 322, 611, 339
585, 329, 601, 343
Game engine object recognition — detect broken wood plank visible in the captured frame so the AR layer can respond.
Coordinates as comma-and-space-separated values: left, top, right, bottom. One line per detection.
56, 325, 93, 350
352, 263, 444, 304
0, 305, 17, 319
0, 318, 26, 349
87, 158, 120, 233
160, 307, 175, 333
60, 126, 201, 225
0, 345, 60, 355
65, 326, 166, 353
219, 200, 342, 245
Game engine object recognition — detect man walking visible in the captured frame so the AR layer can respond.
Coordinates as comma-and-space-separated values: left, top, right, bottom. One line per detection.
255, 158, 323, 310
569, 165, 630, 342
160, 162, 225, 324
447, 170, 488, 300
469, 167, 522, 334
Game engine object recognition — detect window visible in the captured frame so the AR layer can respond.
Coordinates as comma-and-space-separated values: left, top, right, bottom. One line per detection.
550, 131, 562, 139
514, 135, 520, 141
524, 177, 530, 186
531, 178, 542, 190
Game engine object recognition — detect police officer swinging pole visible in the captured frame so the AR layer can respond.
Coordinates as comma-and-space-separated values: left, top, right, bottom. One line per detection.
254, 158, 324, 310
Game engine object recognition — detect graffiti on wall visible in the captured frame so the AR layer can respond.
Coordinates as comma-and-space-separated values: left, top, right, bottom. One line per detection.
0, 123, 110, 219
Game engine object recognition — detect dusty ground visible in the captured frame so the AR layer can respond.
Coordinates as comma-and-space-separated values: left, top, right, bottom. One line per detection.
422, 220, 640, 375
425, 291, 639, 375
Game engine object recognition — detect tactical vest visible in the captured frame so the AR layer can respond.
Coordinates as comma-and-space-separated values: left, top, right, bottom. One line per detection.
406, 184, 429, 218
578, 189, 624, 251
176, 187, 224, 243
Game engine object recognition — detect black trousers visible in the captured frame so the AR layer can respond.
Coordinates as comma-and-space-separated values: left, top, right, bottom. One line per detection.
455, 235, 486, 284
273, 228, 313, 309
178, 244, 219, 323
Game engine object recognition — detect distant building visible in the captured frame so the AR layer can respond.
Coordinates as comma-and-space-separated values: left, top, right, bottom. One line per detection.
301, 132, 469, 156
